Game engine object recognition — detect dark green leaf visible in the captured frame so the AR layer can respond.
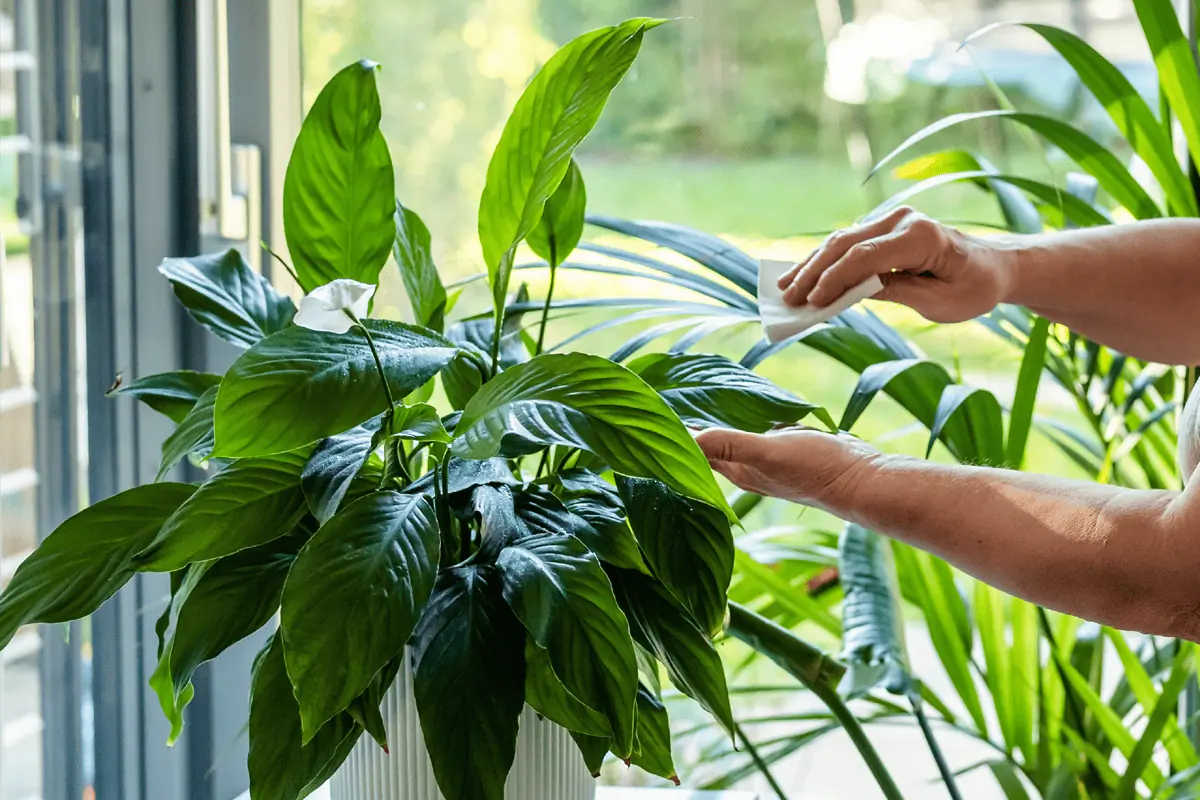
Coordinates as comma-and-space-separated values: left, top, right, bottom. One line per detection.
629, 686, 677, 782
527, 158, 587, 267
391, 402, 451, 443
283, 60, 394, 290
394, 201, 447, 332
837, 524, 909, 698
109, 370, 223, 423
157, 385, 219, 480
0, 483, 195, 648
158, 249, 296, 348
630, 353, 822, 432
248, 635, 362, 800
618, 476, 732, 636
282, 492, 439, 740
453, 352, 734, 522
554, 475, 649, 574
572, 732, 612, 776
136, 449, 310, 571
302, 420, 380, 525
213, 320, 457, 458
610, 568, 735, 738
412, 566, 525, 800
497, 531, 638, 756
347, 657, 402, 752
524, 638, 611, 737
478, 19, 662, 316
402, 456, 518, 496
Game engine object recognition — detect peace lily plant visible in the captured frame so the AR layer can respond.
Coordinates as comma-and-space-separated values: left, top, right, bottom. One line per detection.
0, 19, 833, 800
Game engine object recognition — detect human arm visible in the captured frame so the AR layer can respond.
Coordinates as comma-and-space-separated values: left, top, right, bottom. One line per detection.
696, 427, 1200, 640
777, 208, 1200, 365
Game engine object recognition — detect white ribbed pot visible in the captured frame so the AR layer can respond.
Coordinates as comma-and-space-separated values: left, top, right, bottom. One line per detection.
329, 655, 596, 800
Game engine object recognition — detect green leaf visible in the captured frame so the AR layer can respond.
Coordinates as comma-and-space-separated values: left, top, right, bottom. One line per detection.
975, 582, 1016, 755
618, 476, 733, 636
158, 249, 296, 348
214, 320, 457, 458
880, 171, 1111, 228
837, 524, 910, 698
390, 402, 452, 443
1107, 630, 1197, 771
157, 385, 219, 480
497, 531, 638, 756
248, 635, 362, 800
871, 110, 1160, 219
527, 158, 587, 267
394, 201, 447, 332
346, 657, 402, 752
281, 491, 440, 740
732, 549, 843, 637
572, 732, 611, 776
478, 19, 662, 320
1131, 0, 1200, 185
988, 762, 1034, 800
629, 353, 823, 433
552, 472, 649, 574
109, 370, 223, 423
725, 602, 845, 690
283, 60, 395, 290
925, 384, 1005, 465
136, 449, 310, 571
609, 568, 734, 738
524, 637, 612, 737
1006, 315, 1050, 468
0, 483, 196, 648
628, 686, 677, 782
151, 524, 310, 737
301, 420, 379, 525
453, 352, 734, 522
412, 565, 526, 800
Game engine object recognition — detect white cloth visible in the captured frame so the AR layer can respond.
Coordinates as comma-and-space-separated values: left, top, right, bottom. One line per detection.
758, 258, 883, 343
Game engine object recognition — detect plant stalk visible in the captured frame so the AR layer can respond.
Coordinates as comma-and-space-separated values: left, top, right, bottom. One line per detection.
734, 721, 791, 800
536, 243, 559, 356
908, 691, 963, 800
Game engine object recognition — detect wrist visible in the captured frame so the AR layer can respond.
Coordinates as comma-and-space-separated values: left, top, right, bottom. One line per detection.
958, 230, 1026, 307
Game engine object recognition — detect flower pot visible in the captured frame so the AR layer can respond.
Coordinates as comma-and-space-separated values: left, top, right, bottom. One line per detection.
329, 655, 596, 800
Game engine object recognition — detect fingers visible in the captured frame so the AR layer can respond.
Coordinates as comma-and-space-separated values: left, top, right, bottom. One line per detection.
780, 207, 913, 303
694, 427, 764, 465
806, 228, 931, 307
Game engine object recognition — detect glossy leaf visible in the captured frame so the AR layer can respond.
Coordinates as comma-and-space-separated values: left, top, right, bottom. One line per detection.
136, 449, 310, 571
497, 532, 638, 755
629, 353, 823, 432
527, 158, 587, 267
553, 473, 649, 573
572, 732, 612, 776
618, 476, 733, 636
478, 19, 661, 317
282, 492, 439, 740
283, 60, 395, 290
109, 370, 222, 423
302, 420, 379, 525
159, 249, 297, 347
394, 201, 447, 332
390, 402, 452, 443
402, 456, 518, 497
1131, 0, 1200, 180
412, 566, 526, 800
524, 638, 612, 737
453, 352, 734, 521
157, 385, 219, 480
610, 568, 735, 738
838, 524, 909, 698
0, 483, 195, 648
629, 686, 677, 782
248, 635, 362, 800
214, 320, 457, 458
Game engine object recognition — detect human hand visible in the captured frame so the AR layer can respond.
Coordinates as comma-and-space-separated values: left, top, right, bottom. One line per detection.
693, 427, 880, 514
776, 205, 1015, 324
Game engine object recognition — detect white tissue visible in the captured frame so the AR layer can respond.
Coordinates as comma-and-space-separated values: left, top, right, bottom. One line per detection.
758, 258, 884, 344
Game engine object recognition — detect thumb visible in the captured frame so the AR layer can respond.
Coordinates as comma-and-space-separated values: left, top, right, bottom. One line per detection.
694, 427, 762, 464
876, 272, 936, 314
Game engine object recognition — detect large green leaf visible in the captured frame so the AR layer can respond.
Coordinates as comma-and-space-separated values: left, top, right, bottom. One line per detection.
497, 530, 638, 756
109, 370, 222, 423
527, 158, 587, 267
871, 110, 1160, 219
0, 483, 195, 648
283, 60, 395, 290
838, 524, 910, 698
1131, 0, 1200, 182
478, 19, 662, 322
629, 353, 823, 433
609, 568, 735, 738
136, 449, 310, 571
157, 385, 218, 480
248, 635, 363, 800
524, 638, 612, 737
629, 685, 677, 783
281, 492, 440, 740
617, 476, 732, 636
158, 249, 297, 348
453, 352, 734, 521
394, 201, 448, 332
213, 320, 456, 458
301, 420, 379, 525
412, 565, 526, 800
552, 471, 649, 574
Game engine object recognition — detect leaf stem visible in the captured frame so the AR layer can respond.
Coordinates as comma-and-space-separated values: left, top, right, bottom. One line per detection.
260, 240, 304, 288
735, 721, 791, 800
535, 244, 559, 356
351, 315, 396, 413
908, 690, 963, 800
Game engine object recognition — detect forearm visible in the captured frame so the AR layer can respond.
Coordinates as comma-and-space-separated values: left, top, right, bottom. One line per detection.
995, 219, 1200, 364
831, 455, 1200, 638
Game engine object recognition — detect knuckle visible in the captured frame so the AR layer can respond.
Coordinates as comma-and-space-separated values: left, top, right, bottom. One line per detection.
906, 215, 939, 239
846, 240, 877, 261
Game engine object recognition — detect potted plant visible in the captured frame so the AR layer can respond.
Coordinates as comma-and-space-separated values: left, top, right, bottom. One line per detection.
0, 17, 829, 800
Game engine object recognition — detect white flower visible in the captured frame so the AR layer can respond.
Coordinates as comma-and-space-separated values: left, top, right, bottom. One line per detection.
294, 279, 376, 334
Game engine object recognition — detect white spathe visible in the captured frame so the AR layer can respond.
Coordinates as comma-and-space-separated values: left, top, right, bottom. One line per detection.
1180, 386, 1200, 480
329, 655, 595, 800
294, 279, 377, 334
